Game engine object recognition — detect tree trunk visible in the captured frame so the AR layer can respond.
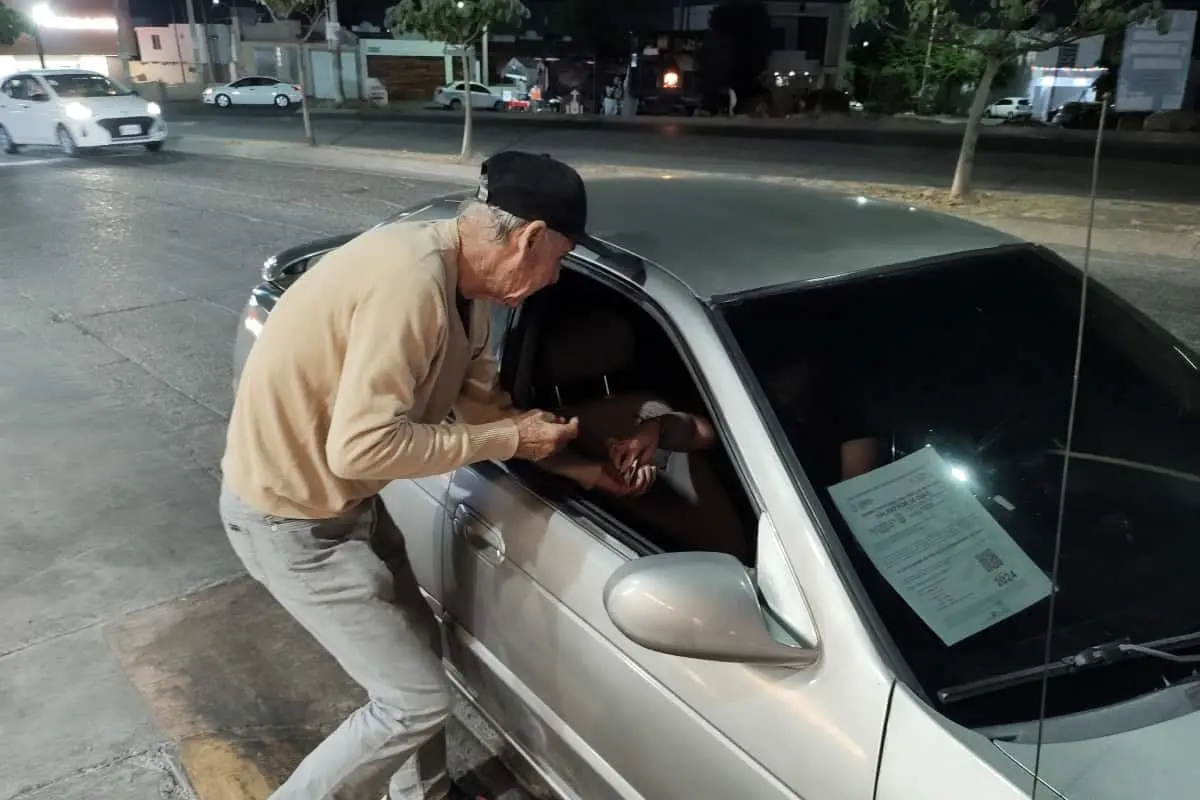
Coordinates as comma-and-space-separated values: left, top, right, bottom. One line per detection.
458, 50, 474, 162
298, 44, 316, 147
949, 54, 1001, 201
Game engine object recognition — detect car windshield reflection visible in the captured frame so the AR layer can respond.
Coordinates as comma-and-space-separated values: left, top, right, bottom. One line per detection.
44, 74, 133, 98
720, 244, 1200, 728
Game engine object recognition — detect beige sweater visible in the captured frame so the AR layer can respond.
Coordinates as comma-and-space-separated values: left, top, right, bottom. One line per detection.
222, 219, 521, 519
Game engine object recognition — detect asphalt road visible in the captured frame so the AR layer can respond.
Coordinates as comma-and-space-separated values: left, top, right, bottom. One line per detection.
165, 111, 1200, 205
1, 149, 1198, 799
167, 101, 1200, 164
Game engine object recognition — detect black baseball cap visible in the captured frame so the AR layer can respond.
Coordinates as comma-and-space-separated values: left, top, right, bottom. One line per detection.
476, 151, 587, 239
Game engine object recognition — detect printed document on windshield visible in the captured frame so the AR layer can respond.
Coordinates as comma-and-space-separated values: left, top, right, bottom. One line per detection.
828, 446, 1052, 646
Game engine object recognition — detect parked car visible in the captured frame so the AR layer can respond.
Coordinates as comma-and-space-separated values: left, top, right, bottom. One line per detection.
232, 177, 1200, 800
432, 81, 508, 111
202, 76, 304, 109
1050, 100, 1118, 130
0, 69, 166, 156
984, 96, 1033, 121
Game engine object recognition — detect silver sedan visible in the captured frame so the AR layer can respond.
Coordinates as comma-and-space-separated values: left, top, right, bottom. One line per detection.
232, 176, 1200, 800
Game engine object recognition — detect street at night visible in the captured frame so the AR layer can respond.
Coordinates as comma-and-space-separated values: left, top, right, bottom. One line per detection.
1, 148, 1199, 798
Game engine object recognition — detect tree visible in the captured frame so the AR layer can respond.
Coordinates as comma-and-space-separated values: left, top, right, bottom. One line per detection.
706, 0, 773, 111
386, 0, 531, 162
0, 2, 30, 46
258, 0, 324, 147
851, 0, 1162, 199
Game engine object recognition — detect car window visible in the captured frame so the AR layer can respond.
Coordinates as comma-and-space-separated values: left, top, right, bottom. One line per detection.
720, 244, 1200, 728
1017, 99, 1031, 106
501, 266, 758, 564
229, 78, 250, 88
43, 72, 132, 98
1, 77, 23, 99
470, 83, 490, 94
994, 99, 1011, 106
450, 82, 464, 91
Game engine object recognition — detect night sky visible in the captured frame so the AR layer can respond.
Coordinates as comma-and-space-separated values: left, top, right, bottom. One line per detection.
125, 0, 398, 26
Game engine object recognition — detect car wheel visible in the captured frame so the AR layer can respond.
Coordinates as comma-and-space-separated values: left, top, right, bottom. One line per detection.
449, 98, 462, 111
215, 93, 232, 109
0, 124, 18, 154
492, 100, 505, 111
274, 94, 291, 109
144, 141, 164, 152
56, 125, 80, 157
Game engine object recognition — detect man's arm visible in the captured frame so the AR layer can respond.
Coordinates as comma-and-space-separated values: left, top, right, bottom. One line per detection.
637, 399, 717, 452
325, 282, 520, 481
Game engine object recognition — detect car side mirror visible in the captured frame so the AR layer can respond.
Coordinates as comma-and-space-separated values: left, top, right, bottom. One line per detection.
603, 552, 818, 666
29, 92, 49, 102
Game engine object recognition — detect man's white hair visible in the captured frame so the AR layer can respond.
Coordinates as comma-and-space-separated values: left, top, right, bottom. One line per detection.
458, 197, 529, 243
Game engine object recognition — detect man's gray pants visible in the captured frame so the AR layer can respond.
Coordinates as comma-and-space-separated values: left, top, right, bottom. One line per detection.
219, 483, 451, 800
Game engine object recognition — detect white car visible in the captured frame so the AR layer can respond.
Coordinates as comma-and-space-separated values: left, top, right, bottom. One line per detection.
203, 76, 304, 109
432, 81, 508, 111
985, 97, 1033, 121
0, 69, 167, 156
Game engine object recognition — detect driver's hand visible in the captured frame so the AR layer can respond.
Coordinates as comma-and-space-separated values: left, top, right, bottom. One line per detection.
592, 461, 657, 497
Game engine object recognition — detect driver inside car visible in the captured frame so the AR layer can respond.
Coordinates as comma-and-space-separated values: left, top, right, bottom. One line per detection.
531, 308, 750, 563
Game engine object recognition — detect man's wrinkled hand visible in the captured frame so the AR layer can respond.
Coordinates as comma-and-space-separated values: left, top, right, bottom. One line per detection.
514, 410, 578, 461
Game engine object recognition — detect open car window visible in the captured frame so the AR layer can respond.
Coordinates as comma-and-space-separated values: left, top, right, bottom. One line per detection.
719, 244, 1200, 729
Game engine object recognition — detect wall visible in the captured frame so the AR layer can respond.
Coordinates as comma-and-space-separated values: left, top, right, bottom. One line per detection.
671, 0, 851, 86
128, 59, 192, 85
308, 49, 362, 100
366, 55, 448, 101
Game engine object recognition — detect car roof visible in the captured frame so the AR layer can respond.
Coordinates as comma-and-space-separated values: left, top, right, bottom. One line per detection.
22, 69, 103, 76
579, 176, 1022, 300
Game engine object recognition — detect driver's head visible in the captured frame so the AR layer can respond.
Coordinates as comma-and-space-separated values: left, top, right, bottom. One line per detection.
457, 151, 587, 307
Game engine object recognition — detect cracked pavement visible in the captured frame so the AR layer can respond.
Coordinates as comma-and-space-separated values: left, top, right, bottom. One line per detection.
1, 148, 1198, 799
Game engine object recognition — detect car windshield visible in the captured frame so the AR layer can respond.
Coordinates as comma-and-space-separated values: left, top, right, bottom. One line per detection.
719, 244, 1200, 729
44, 73, 132, 98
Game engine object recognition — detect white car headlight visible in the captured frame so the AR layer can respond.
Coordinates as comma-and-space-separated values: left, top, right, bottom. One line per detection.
146, 101, 162, 116
64, 102, 92, 120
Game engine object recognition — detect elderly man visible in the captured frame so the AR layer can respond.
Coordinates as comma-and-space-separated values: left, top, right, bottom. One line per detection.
218, 151, 586, 800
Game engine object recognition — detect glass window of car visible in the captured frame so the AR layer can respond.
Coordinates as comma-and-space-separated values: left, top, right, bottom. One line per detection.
43, 73, 132, 98
469, 83, 490, 94
230, 78, 253, 88
994, 98, 1012, 106
1, 77, 25, 99
1017, 98, 1031, 106
499, 266, 758, 564
719, 244, 1200, 728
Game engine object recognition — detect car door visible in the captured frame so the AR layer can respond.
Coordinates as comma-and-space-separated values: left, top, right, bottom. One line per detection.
441, 266, 891, 800
228, 77, 259, 104
21, 76, 58, 144
0, 76, 31, 142
469, 83, 493, 109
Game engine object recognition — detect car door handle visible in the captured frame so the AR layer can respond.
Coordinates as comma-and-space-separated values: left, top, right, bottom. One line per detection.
452, 503, 505, 565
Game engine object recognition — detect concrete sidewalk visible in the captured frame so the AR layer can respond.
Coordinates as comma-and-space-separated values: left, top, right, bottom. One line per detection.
171, 134, 1200, 263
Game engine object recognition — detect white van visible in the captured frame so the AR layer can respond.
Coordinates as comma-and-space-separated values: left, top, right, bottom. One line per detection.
0, 69, 168, 156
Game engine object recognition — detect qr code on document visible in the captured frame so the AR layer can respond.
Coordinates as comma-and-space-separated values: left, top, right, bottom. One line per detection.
975, 548, 1004, 572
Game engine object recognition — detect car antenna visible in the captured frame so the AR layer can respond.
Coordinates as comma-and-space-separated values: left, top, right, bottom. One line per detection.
1029, 91, 1111, 798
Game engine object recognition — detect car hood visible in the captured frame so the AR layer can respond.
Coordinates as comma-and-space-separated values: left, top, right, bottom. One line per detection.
994, 704, 1200, 798
62, 94, 152, 119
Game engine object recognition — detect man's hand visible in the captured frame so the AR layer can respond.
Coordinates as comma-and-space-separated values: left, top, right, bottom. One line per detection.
607, 418, 661, 478
592, 460, 657, 497
513, 410, 579, 461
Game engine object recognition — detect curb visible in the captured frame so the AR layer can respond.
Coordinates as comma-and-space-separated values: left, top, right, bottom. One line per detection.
170, 134, 1200, 263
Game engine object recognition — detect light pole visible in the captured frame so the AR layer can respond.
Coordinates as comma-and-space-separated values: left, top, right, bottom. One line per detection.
30, 4, 51, 68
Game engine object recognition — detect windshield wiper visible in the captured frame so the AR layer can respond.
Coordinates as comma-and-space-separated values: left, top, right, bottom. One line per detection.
938, 631, 1200, 705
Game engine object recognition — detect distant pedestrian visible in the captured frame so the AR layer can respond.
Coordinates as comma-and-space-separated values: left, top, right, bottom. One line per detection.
219, 151, 587, 800
728, 87, 737, 117
603, 84, 618, 116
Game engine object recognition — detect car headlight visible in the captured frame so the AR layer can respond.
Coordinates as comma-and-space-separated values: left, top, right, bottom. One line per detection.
146, 101, 162, 116
64, 102, 92, 120
261, 255, 277, 281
